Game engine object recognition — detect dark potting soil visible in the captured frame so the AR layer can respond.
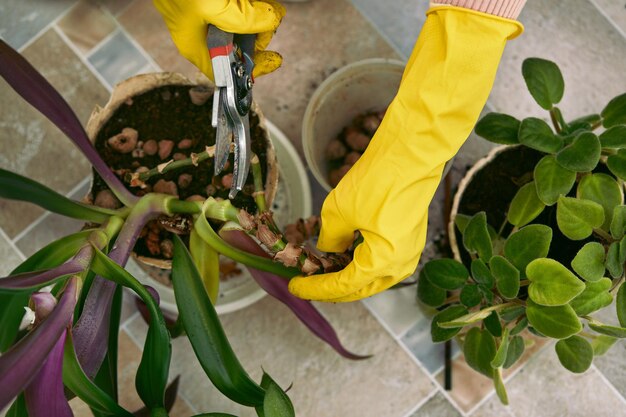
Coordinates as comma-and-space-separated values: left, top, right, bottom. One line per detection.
454, 146, 594, 269
91, 85, 270, 260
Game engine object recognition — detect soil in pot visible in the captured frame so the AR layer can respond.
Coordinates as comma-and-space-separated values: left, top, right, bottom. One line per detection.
90, 84, 271, 262
453, 146, 599, 269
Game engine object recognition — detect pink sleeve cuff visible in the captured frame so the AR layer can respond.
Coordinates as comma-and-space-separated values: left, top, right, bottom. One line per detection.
431, 0, 527, 20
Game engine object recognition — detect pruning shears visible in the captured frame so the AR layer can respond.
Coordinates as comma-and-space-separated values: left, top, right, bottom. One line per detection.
207, 25, 256, 199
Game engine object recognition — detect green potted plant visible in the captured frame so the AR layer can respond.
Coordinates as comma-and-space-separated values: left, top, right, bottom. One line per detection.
0, 40, 365, 417
418, 57, 626, 404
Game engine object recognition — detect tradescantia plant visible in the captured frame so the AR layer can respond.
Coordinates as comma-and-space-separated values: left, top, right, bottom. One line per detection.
418, 57, 626, 404
0, 40, 364, 417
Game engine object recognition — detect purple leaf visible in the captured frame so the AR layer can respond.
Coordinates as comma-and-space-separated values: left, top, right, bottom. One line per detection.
0, 261, 83, 291
0, 277, 78, 410
0, 40, 136, 206
24, 330, 73, 417
219, 229, 369, 360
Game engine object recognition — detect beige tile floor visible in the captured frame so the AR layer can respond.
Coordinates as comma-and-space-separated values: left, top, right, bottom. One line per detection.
2, 0, 626, 416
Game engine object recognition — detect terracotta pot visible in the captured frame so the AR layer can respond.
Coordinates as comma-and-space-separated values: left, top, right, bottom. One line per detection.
85, 72, 278, 269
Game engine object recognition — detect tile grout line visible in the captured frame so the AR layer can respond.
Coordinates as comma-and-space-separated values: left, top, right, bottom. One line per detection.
361, 300, 468, 417
116, 25, 164, 73
399, 388, 440, 417
587, 0, 626, 40
0, 227, 27, 262
16, 1, 79, 53
590, 363, 626, 406
84, 27, 123, 60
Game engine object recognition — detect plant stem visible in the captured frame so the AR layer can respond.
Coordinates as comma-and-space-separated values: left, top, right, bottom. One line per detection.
137, 149, 213, 182
549, 107, 568, 134
250, 154, 267, 212
594, 228, 613, 242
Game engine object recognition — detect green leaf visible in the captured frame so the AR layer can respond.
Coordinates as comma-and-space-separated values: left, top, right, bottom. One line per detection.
504, 224, 552, 275
534, 155, 576, 206
193, 414, 238, 417
617, 283, 626, 328
591, 335, 618, 356
500, 305, 525, 322
460, 284, 482, 308
507, 182, 546, 227
455, 213, 498, 240
5, 395, 27, 417
606, 242, 624, 279
504, 336, 525, 368
555, 335, 593, 373
484, 311, 503, 337
601, 92, 626, 128
493, 368, 509, 405
491, 328, 511, 368
611, 206, 626, 239
189, 229, 220, 303
522, 58, 564, 110
464, 327, 497, 378
490, 255, 520, 299
0, 168, 118, 222
607, 150, 626, 181
556, 196, 605, 240
599, 125, 626, 149
171, 236, 265, 406
526, 300, 582, 339
571, 242, 606, 282
474, 112, 520, 145
567, 114, 601, 130
555, 132, 601, 172
569, 278, 613, 316
510, 317, 529, 336
422, 259, 469, 290
479, 284, 495, 304
577, 173, 624, 231
417, 268, 446, 308
463, 212, 493, 261
438, 305, 501, 329
431, 305, 469, 343
588, 318, 626, 338
471, 258, 495, 288
518, 117, 562, 153
527, 258, 585, 306
63, 332, 133, 416
255, 372, 295, 417
91, 248, 171, 409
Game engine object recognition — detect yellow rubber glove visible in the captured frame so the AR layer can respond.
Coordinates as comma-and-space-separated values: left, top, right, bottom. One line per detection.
288, 6, 523, 302
153, 0, 286, 80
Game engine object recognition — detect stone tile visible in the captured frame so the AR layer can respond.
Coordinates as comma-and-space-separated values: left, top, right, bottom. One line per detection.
471, 348, 626, 417
0, 231, 23, 276
118, 0, 200, 79
120, 288, 139, 325
349, 0, 429, 58
490, 0, 626, 120
126, 296, 434, 417
88, 30, 149, 87
410, 392, 462, 417
591, 0, 626, 37
0, 0, 74, 50
97, 0, 135, 16
252, 0, 400, 157
14, 180, 90, 257
591, 304, 626, 398
0, 29, 109, 238
57, 0, 117, 54
362, 284, 423, 338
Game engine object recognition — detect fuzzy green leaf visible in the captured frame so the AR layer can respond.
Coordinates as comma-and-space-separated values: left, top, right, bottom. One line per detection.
493, 368, 509, 405
474, 112, 520, 145
617, 283, 626, 328
555, 335, 593, 373
491, 328, 511, 368
507, 182, 546, 227
599, 125, 626, 149
606, 242, 624, 279
569, 278, 613, 316
556, 196, 605, 240
438, 305, 500, 329
422, 259, 469, 290
504, 336, 525, 368
519, 117, 562, 152
463, 212, 493, 261
490, 255, 520, 299
577, 173, 624, 231
431, 305, 469, 343
527, 258, 585, 306
591, 335, 618, 356
571, 242, 606, 282
555, 132, 601, 172
611, 206, 626, 239
460, 284, 482, 308
464, 328, 497, 378
485, 311, 503, 337
522, 58, 564, 110
417, 269, 446, 308
607, 150, 626, 181
601, 93, 626, 128
471, 258, 495, 288
510, 317, 529, 336
504, 224, 552, 275
534, 155, 576, 206
526, 300, 582, 339
588, 319, 626, 338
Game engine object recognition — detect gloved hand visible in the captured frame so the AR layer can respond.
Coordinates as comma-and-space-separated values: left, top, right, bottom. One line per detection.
153, 0, 286, 80
288, 5, 524, 302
